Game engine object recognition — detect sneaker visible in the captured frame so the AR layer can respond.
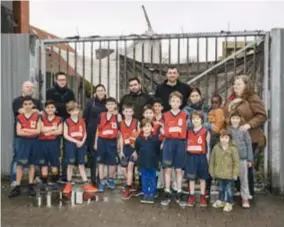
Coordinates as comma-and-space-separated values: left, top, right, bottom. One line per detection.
28, 184, 36, 196
223, 203, 233, 212
106, 179, 116, 190
130, 183, 138, 192
187, 195, 196, 207
98, 183, 106, 192
242, 200, 250, 208
122, 189, 133, 200
84, 183, 98, 193
199, 195, 207, 207
248, 194, 253, 200
8, 185, 20, 198
48, 182, 60, 191
212, 200, 225, 208
176, 192, 183, 204
205, 189, 210, 198
147, 195, 155, 204
63, 183, 73, 194
161, 191, 172, 206
133, 190, 143, 197
140, 194, 148, 204
10, 181, 17, 187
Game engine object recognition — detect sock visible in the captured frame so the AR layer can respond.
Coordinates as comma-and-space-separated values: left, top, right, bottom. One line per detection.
51, 174, 59, 183
41, 175, 48, 184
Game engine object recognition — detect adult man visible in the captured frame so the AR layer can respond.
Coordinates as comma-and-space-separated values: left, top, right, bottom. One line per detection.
46, 72, 75, 181
11, 81, 42, 186
46, 72, 76, 119
120, 78, 152, 120
155, 65, 192, 112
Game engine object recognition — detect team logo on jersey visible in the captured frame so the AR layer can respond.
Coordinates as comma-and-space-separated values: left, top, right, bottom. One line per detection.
79, 126, 83, 132
52, 122, 57, 127
30, 121, 36, 128
197, 136, 203, 144
111, 122, 117, 129
178, 119, 183, 126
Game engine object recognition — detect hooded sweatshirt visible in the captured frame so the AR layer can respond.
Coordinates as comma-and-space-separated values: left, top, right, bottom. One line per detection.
46, 83, 75, 118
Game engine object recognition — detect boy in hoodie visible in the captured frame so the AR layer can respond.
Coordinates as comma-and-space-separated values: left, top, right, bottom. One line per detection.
209, 129, 239, 212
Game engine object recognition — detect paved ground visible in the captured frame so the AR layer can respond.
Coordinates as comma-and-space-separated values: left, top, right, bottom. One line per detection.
2, 182, 284, 227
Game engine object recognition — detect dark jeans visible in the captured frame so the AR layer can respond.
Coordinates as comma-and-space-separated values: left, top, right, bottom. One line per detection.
140, 168, 157, 196
10, 137, 19, 182
86, 131, 98, 185
218, 179, 234, 203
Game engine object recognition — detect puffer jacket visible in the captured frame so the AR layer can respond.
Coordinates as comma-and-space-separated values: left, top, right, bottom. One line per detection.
209, 142, 239, 180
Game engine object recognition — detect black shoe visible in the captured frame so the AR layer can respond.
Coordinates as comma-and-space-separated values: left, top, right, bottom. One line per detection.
28, 184, 36, 196
176, 192, 183, 204
161, 191, 172, 206
8, 186, 21, 198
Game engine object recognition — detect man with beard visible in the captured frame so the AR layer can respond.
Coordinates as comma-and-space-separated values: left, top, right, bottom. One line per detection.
46, 72, 76, 181
155, 65, 192, 112
11, 81, 42, 186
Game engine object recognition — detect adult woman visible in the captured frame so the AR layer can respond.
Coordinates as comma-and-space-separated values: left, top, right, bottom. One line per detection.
224, 75, 267, 197
83, 84, 107, 186
183, 88, 210, 129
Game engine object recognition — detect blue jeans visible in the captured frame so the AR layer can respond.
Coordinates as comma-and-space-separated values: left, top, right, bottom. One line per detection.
218, 179, 234, 203
10, 137, 20, 182
140, 168, 157, 196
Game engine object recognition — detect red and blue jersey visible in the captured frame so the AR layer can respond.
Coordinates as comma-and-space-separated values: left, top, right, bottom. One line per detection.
17, 112, 40, 138
186, 127, 208, 154
120, 118, 138, 145
98, 112, 119, 139
39, 115, 62, 140
65, 117, 86, 141
163, 111, 187, 139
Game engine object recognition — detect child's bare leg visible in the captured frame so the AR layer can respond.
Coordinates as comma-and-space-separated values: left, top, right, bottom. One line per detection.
175, 169, 183, 193
78, 164, 88, 182
127, 162, 134, 186
51, 167, 58, 182
16, 166, 23, 185
98, 164, 105, 181
67, 165, 74, 182
200, 180, 206, 195
189, 180, 195, 195
108, 165, 116, 178
164, 168, 172, 192
121, 167, 127, 181
41, 166, 48, 184
28, 165, 35, 184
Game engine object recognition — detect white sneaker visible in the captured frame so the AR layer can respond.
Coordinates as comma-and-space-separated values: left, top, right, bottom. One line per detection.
248, 195, 253, 200
223, 203, 233, 212
212, 200, 225, 208
242, 200, 250, 208
10, 181, 17, 187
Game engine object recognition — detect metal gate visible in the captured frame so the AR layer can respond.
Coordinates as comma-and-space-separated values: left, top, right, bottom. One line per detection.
38, 30, 270, 188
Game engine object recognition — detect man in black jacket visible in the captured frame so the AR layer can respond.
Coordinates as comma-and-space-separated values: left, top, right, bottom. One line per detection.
46, 72, 76, 119
46, 72, 75, 182
155, 65, 192, 112
120, 78, 152, 120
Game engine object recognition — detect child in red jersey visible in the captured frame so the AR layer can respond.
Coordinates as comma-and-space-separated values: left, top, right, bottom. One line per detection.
94, 97, 122, 192
185, 110, 211, 207
120, 104, 139, 199
38, 100, 63, 188
9, 96, 41, 198
161, 91, 188, 206
63, 101, 97, 195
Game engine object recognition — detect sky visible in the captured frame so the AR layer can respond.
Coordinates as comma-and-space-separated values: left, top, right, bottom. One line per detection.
30, 1, 284, 37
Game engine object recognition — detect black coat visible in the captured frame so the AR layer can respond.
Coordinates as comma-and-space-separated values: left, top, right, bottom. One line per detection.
155, 80, 192, 112
120, 92, 152, 120
46, 84, 75, 118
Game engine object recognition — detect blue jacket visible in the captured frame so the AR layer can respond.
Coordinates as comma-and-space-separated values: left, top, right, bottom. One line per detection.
135, 135, 160, 169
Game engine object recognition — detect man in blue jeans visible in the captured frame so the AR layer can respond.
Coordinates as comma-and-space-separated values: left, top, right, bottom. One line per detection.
11, 81, 42, 186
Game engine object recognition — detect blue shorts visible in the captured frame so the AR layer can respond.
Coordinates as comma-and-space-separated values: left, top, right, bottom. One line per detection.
65, 140, 86, 165
97, 138, 118, 165
162, 139, 186, 169
38, 140, 60, 167
184, 153, 209, 180
123, 145, 135, 163
16, 138, 38, 167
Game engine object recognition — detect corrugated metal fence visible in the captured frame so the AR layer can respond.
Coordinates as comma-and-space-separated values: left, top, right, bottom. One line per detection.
1, 34, 38, 175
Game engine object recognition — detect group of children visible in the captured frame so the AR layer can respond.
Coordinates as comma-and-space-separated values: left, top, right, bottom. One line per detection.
9, 90, 254, 212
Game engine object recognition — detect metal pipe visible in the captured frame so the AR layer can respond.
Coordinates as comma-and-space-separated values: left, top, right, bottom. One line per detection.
224, 37, 228, 98
115, 41, 119, 99
124, 40, 127, 94
133, 41, 136, 77
186, 38, 190, 76
252, 36, 257, 87
159, 40, 162, 77
41, 42, 46, 102
99, 41, 102, 84
58, 46, 61, 71
177, 38, 180, 65
214, 37, 218, 92
82, 42, 86, 108
196, 38, 200, 87
42, 31, 267, 44
234, 36, 237, 77
244, 36, 247, 74
205, 38, 209, 102
168, 39, 171, 64
74, 42, 79, 101
90, 41, 94, 95
107, 41, 110, 96
187, 38, 263, 85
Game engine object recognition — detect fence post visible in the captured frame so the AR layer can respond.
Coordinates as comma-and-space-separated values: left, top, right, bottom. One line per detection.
270, 28, 284, 194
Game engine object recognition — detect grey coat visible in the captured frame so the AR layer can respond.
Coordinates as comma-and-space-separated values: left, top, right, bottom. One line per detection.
228, 126, 254, 162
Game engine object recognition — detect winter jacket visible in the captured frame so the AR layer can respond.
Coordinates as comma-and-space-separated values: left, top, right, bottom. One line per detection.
120, 92, 152, 120
228, 126, 253, 162
183, 101, 211, 130
209, 142, 239, 180
46, 84, 75, 118
224, 94, 267, 148
155, 80, 192, 112
208, 107, 225, 136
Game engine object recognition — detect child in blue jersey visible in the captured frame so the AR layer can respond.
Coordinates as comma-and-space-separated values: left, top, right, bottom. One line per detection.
135, 118, 161, 204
